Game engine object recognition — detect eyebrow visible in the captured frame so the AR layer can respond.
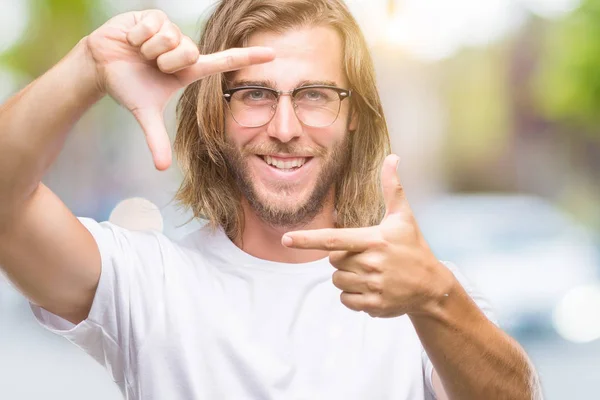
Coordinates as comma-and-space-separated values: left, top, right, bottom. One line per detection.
297, 80, 339, 88
228, 79, 341, 89
229, 79, 278, 88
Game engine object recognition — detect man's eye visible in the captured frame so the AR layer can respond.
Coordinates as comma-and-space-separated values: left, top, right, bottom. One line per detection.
297, 89, 333, 103
305, 90, 323, 100
247, 90, 265, 100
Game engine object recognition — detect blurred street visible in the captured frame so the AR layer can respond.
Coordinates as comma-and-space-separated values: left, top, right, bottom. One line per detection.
523, 334, 600, 399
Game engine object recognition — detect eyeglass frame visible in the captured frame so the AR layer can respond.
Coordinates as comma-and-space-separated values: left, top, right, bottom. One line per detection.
222, 84, 352, 128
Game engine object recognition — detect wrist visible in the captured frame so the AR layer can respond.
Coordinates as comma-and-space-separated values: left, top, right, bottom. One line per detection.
410, 260, 459, 321
64, 36, 106, 102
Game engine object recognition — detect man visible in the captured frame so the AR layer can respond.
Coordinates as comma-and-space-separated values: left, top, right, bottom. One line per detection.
0, 0, 541, 399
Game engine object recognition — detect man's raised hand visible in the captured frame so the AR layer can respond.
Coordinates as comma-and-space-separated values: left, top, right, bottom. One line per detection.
86, 10, 275, 170
282, 154, 455, 318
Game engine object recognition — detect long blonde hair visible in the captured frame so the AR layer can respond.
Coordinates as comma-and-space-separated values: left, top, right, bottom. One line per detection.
175, 0, 391, 239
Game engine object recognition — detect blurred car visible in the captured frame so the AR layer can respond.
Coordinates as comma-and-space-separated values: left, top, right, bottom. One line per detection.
414, 194, 600, 335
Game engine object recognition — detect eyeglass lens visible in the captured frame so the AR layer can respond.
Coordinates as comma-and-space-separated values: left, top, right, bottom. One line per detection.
228, 87, 342, 127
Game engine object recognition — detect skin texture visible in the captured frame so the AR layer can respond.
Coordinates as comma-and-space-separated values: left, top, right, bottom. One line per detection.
0, 10, 540, 400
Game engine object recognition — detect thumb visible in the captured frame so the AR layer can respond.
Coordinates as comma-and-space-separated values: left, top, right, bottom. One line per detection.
131, 107, 172, 171
381, 154, 406, 215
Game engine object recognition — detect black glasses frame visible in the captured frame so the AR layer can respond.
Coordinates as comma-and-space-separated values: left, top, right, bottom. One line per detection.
223, 85, 352, 103
222, 85, 352, 128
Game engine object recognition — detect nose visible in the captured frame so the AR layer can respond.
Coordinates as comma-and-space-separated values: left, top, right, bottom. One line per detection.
266, 95, 303, 143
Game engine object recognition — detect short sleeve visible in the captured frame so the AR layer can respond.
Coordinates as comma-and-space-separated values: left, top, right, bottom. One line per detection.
422, 261, 498, 399
30, 217, 169, 390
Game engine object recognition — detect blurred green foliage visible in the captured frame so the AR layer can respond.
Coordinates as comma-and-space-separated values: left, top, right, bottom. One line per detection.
0, 0, 107, 77
535, 0, 600, 138
441, 45, 513, 167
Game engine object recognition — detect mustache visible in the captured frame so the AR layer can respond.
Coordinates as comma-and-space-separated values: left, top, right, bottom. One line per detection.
240, 142, 327, 158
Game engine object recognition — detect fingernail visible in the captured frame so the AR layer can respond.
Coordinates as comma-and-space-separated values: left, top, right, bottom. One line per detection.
282, 235, 293, 247
395, 156, 401, 172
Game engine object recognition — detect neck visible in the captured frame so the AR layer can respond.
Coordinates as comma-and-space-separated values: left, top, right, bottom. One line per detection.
234, 192, 335, 263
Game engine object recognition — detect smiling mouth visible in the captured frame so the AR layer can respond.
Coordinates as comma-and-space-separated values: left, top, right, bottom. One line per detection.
259, 155, 312, 172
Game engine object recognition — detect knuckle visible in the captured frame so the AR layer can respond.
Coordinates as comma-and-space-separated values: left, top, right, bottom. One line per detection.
370, 236, 388, 250
140, 19, 158, 35
161, 31, 179, 47
156, 55, 174, 73
362, 261, 376, 273
324, 236, 341, 251
182, 46, 199, 65
225, 55, 235, 69
365, 277, 383, 293
331, 271, 343, 289
362, 255, 382, 273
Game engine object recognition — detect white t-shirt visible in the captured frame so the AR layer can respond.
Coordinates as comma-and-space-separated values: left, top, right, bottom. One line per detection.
31, 218, 495, 400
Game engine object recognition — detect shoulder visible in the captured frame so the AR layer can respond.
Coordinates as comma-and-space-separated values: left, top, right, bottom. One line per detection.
76, 217, 193, 278
78, 216, 172, 255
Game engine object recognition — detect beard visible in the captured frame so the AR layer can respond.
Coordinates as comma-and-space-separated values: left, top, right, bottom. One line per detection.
223, 134, 351, 229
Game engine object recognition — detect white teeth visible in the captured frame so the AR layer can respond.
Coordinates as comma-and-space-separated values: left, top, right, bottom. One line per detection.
263, 155, 307, 170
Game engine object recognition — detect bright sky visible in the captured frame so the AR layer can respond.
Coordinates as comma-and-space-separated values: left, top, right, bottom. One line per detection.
0, 0, 583, 62
350, 0, 581, 60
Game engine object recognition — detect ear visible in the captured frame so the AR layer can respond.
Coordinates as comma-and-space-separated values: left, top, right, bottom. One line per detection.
348, 107, 358, 131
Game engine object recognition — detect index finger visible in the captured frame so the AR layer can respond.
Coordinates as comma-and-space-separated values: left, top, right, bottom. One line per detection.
176, 46, 275, 86
282, 227, 376, 252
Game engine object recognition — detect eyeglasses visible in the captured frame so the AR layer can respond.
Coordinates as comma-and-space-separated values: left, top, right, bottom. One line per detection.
223, 85, 352, 128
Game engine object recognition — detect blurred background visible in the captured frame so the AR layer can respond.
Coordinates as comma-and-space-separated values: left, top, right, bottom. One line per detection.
1, 0, 600, 398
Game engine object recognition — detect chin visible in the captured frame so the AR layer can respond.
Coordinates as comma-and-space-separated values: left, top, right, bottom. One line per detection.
255, 187, 313, 214
246, 185, 328, 229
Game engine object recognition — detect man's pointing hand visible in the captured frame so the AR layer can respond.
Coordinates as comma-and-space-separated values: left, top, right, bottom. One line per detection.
282, 154, 455, 318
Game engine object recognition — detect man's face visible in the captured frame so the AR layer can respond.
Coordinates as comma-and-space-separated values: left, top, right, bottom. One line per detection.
224, 26, 356, 228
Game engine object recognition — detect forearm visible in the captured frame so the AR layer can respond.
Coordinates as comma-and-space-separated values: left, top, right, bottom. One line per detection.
0, 38, 102, 223
410, 277, 542, 400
